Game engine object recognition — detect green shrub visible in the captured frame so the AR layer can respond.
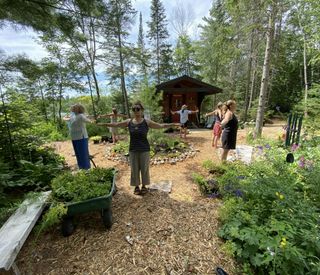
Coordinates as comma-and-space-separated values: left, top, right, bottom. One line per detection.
192, 172, 209, 194
202, 160, 228, 176
112, 140, 129, 155
216, 143, 320, 274
38, 168, 115, 232
87, 123, 110, 137
51, 168, 114, 202
30, 121, 66, 142
111, 130, 189, 159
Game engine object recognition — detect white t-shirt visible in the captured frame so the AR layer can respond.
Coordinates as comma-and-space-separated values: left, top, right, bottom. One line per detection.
178, 110, 192, 124
69, 113, 90, 140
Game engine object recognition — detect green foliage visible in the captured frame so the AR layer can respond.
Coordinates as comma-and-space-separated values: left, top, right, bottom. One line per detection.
51, 168, 114, 202
202, 160, 228, 176
37, 202, 67, 234
112, 140, 129, 155
192, 172, 209, 194
216, 143, 320, 274
30, 121, 66, 141
86, 123, 109, 137
173, 35, 201, 77
131, 83, 163, 122
38, 168, 115, 232
148, 130, 188, 158
111, 130, 188, 159
147, 0, 173, 82
0, 145, 65, 190
294, 84, 320, 137
90, 135, 102, 141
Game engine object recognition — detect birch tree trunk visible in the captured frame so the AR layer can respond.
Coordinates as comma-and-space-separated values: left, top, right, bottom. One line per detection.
254, 3, 276, 138
302, 33, 308, 116
39, 83, 48, 122
87, 74, 97, 118
244, 29, 255, 122
295, 2, 309, 116
117, 24, 130, 117
248, 50, 257, 110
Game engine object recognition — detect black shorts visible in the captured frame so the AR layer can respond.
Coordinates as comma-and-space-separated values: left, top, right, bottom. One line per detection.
180, 121, 188, 128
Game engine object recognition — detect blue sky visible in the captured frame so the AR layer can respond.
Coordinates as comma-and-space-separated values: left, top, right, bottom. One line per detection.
0, 0, 212, 60
0, 0, 212, 96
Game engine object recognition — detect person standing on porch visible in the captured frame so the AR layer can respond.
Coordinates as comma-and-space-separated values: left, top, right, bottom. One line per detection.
220, 100, 238, 161
171, 105, 199, 138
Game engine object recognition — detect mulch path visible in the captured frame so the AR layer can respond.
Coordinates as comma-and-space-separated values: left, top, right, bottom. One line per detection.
16, 124, 284, 274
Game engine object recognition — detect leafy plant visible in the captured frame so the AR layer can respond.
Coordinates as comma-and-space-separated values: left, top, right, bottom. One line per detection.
216, 142, 320, 274
51, 168, 114, 202
111, 130, 189, 160
202, 160, 228, 176
192, 172, 209, 194
38, 168, 115, 232
30, 121, 67, 142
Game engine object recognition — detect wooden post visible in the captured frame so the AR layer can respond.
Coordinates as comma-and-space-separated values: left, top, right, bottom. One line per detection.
296, 115, 303, 144
285, 113, 292, 147
291, 114, 298, 145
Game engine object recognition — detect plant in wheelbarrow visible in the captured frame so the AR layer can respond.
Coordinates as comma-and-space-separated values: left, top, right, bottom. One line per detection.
37, 167, 116, 237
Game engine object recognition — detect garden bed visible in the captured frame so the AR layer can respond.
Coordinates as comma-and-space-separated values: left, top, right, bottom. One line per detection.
104, 131, 198, 165
193, 140, 320, 274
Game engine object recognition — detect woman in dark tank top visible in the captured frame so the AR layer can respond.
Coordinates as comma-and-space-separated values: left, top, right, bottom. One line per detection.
221, 100, 238, 161
97, 101, 179, 195
128, 119, 150, 152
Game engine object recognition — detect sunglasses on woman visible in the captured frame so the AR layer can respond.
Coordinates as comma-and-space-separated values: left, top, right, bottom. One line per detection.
132, 107, 141, 112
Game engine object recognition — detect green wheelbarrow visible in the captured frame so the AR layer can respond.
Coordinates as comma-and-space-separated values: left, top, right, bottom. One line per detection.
61, 172, 117, 237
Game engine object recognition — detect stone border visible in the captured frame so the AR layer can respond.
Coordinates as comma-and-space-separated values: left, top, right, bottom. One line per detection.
105, 145, 198, 165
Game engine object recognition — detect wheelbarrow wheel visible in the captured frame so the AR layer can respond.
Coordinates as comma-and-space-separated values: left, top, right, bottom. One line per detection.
61, 217, 74, 237
101, 208, 112, 229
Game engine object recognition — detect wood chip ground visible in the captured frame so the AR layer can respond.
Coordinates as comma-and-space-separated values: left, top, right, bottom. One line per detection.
15, 123, 284, 275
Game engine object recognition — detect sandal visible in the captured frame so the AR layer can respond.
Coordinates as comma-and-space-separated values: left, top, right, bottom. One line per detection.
140, 186, 148, 195
133, 186, 141, 195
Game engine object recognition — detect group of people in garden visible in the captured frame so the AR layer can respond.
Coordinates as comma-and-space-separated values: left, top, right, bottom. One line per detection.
63, 99, 238, 195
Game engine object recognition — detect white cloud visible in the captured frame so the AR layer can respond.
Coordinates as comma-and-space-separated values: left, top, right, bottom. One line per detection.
133, 0, 211, 42
0, 26, 48, 60
0, 0, 212, 58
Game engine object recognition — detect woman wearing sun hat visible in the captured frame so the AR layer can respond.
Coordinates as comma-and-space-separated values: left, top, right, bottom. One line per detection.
171, 104, 199, 138
63, 103, 94, 169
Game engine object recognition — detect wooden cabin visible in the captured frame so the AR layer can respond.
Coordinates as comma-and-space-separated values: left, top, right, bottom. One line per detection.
156, 75, 222, 126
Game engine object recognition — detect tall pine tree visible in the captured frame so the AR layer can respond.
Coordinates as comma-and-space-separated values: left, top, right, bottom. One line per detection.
103, 0, 136, 116
147, 0, 173, 83
136, 12, 148, 80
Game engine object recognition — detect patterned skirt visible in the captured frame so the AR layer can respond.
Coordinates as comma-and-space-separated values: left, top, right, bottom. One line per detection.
213, 122, 222, 137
